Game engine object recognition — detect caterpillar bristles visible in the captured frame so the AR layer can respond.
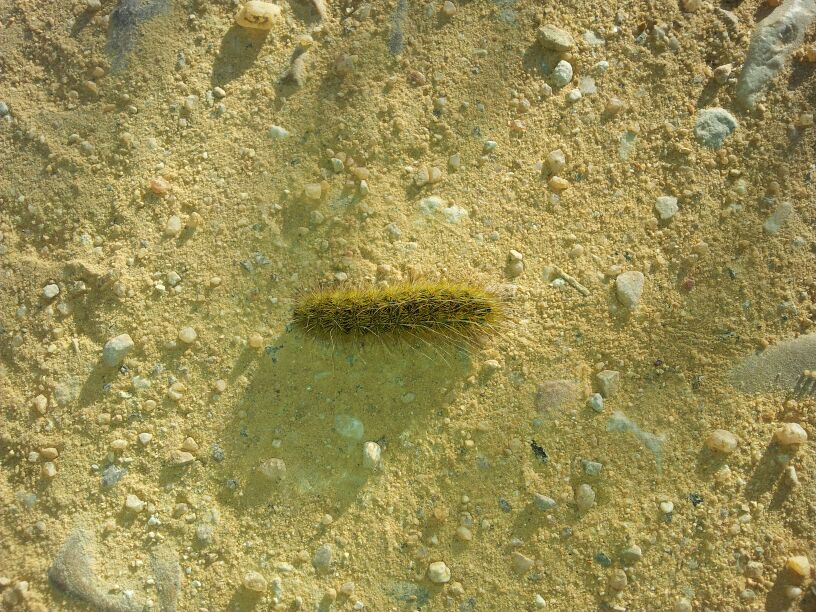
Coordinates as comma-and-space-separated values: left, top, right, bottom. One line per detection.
291, 280, 505, 353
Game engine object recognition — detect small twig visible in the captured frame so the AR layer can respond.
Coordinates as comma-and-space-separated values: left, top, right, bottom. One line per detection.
552, 265, 590, 296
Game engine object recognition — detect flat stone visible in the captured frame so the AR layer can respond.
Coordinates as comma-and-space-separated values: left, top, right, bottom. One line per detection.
258, 458, 286, 481
537, 25, 574, 51
694, 108, 738, 149
654, 196, 678, 221
532, 494, 556, 511
621, 544, 643, 564
615, 271, 645, 310
102, 334, 134, 367
534, 380, 581, 415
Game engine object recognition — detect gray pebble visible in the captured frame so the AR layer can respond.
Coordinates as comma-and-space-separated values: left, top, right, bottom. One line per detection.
312, 544, 333, 574
694, 108, 738, 149
102, 334, 134, 367
551, 60, 573, 88
532, 494, 556, 511
101, 465, 127, 488
0, 101, 9, 116
582, 460, 603, 477
587, 393, 604, 413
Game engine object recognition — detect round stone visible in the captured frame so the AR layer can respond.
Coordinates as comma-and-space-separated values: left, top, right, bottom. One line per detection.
427, 561, 451, 584
705, 429, 738, 453
43, 284, 60, 299
178, 327, 197, 344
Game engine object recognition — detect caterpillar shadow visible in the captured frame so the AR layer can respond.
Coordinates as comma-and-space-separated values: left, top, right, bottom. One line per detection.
210, 329, 473, 523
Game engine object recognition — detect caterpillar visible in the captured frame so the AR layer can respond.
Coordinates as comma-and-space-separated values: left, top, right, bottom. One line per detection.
292, 280, 504, 348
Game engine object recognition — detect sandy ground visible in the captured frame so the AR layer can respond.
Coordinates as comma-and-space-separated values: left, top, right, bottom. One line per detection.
0, 0, 814, 610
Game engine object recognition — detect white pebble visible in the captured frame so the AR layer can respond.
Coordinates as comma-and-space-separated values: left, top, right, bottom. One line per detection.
362, 441, 382, 470
655, 196, 679, 221
102, 334, 134, 367
427, 561, 451, 584
235, 1, 282, 30
125, 494, 145, 512
43, 284, 60, 299
165, 215, 183, 237
178, 327, 197, 344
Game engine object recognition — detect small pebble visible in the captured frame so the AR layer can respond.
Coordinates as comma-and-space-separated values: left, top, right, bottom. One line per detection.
537, 24, 574, 51
455, 526, 472, 541
235, 0, 282, 30
165, 215, 183, 237
587, 393, 604, 412
427, 561, 451, 583
615, 271, 645, 310
551, 60, 573, 88
775, 423, 807, 445
785, 555, 810, 579
124, 494, 145, 512
441, 1, 457, 17
694, 108, 738, 149
243, 571, 268, 592
608, 569, 628, 591
259, 458, 287, 481
171, 450, 195, 466
248, 333, 264, 349
659, 500, 674, 514
574, 483, 595, 511
178, 326, 197, 344
533, 494, 556, 511
304, 183, 322, 200
312, 544, 333, 574
546, 149, 566, 173
43, 284, 60, 299
621, 544, 643, 564
102, 334, 134, 367
137, 433, 153, 446
41, 462, 57, 479
655, 196, 679, 221
705, 429, 738, 453
362, 441, 382, 470
510, 552, 534, 574
268, 125, 290, 139
596, 370, 620, 397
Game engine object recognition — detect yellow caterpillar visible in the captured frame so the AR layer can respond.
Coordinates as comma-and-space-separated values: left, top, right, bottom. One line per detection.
292, 281, 504, 347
